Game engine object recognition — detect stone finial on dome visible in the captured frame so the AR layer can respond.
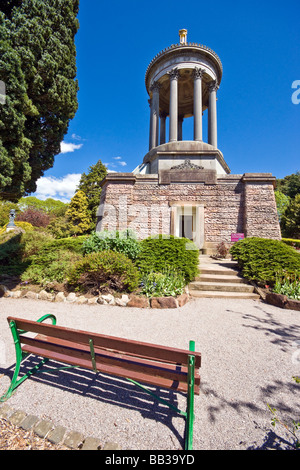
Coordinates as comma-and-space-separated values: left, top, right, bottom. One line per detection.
179, 29, 188, 45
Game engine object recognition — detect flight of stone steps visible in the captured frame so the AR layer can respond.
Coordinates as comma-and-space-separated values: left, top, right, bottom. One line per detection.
189, 254, 260, 299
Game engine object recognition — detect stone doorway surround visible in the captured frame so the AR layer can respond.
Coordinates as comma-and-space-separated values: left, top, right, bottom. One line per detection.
170, 201, 205, 249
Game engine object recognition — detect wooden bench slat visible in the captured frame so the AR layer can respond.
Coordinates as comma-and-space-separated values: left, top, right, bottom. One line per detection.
9, 317, 201, 368
20, 335, 200, 392
21, 343, 200, 394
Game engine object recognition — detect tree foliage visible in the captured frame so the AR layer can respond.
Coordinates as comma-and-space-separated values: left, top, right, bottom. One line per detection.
276, 173, 300, 238
280, 194, 300, 239
65, 190, 92, 235
0, 0, 79, 201
78, 159, 107, 228
277, 172, 300, 200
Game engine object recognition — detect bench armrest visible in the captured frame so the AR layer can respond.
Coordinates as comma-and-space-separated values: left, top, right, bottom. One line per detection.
37, 314, 57, 326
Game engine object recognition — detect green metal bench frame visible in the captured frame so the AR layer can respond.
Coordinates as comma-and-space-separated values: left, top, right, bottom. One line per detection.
1, 314, 200, 450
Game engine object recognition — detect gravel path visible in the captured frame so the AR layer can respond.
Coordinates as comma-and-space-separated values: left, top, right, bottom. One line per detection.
0, 297, 299, 450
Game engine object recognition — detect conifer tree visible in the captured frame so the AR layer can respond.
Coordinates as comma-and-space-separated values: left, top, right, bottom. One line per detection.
65, 190, 92, 235
78, 159, 107, 228
0, 0, 79, 201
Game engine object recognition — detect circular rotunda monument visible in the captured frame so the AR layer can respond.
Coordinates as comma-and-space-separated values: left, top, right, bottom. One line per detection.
141, 29, 229, 175
97, 30, 281, 251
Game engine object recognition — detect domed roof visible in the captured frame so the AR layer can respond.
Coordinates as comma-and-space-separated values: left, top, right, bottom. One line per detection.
145, 41, 223, 94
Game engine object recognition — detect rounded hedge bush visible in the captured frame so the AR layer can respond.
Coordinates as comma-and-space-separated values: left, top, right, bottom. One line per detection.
67, 250, 140, 294
82, 229, 141, 260
135, 235, 199, 283
230, 237, 300, 285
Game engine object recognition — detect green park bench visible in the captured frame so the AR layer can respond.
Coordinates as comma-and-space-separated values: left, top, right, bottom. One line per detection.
0, 314, 201, 450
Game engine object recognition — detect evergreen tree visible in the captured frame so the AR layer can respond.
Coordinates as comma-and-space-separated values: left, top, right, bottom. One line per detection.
78, 159, 107, 228
281, 194, 300, 239
65, 190, 92, 235
277, 172, 300, 199
0, 0, 79, 201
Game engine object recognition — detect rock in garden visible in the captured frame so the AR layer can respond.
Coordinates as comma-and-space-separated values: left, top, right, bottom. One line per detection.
265, 292, 287, 309
77, 296, 88, 304
0, 285, 8, 297
101, 294, 115, 305
11, 290, 22, 299
176, 293, 189, 307
127, 295, 149, 308
150, 296, 178, 309
66, 292, 77, 303
24, 291, 38, 300
87, 297, 98, 304
55, 292, 66, 302
285, 299, 300, 311
38, 290, 53, 301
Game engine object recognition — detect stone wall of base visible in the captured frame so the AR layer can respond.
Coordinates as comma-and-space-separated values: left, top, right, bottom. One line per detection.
97, 172, 281, 245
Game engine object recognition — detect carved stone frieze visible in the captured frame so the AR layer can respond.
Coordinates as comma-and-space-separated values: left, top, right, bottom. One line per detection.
170, 159, 204, 171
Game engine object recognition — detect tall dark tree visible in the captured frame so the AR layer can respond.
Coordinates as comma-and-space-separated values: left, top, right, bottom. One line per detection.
0, 0, 79, 201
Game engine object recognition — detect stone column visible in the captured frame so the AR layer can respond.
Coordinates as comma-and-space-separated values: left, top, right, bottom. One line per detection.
160, 112, 167, 145
148, 99, 153, 151
149, 81, 160, 150
208, 80, 218, 148
169, 68, 179, 142
193, 68, 204, 141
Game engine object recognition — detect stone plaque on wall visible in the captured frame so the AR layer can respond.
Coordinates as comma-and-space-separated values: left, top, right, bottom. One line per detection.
159, 168, 217, 185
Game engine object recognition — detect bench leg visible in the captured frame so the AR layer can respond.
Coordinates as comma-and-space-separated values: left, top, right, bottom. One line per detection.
185, 341, 196, 451
0, 319, 50, 402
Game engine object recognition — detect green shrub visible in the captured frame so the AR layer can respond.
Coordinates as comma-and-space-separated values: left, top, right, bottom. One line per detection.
21, 249, 83, 286
67, 250, 140, 294
140, 267, 186, 297
39, 235, 88, 255
230, 237, 300, 285
83, 229, 141, 260
0, 231, 85, 280
135, 235, 199, 283
0, 221, 34, 235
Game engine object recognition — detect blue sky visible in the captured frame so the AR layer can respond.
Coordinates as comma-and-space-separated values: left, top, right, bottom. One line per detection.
33, 0, 300, 202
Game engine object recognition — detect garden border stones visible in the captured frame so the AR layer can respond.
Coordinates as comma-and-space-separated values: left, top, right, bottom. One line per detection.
265, 292, 300, 311
0, 284, 190, 309
0, 404, 121, 450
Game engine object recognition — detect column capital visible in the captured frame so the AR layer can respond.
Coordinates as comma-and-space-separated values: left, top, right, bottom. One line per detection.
150, 81, 161, 94
209, 80, 219, 93
192, 67, 204, 80
168, 67, 180, 81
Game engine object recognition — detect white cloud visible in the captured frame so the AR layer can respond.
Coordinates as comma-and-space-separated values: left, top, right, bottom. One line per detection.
113, 156, 122, 160
119, 161, 127, 167
34, 174, 82, 202
71, 133, 85, 141
60, 142, 83, 154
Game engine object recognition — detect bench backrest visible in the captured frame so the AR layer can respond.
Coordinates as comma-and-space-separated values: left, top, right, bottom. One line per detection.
7, 317, 201, 394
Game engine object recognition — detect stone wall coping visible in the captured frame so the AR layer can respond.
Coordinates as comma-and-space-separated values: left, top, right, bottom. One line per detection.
242, 173, 277, 187
100, 171, 278, 189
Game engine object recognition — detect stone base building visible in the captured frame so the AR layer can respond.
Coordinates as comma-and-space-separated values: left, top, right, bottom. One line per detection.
97, 31, 281, 251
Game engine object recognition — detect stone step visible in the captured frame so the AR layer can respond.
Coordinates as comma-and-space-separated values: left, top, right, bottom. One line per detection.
189, 290, 260, 300
189, 281, 255, 293
198, 267, 241, 276
196, 273, 246, 283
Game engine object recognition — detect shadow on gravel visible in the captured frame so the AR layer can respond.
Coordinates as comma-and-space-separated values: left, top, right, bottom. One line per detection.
247, 429, 297, 450
0, 356, 187, 449
226, 304, 300, 353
